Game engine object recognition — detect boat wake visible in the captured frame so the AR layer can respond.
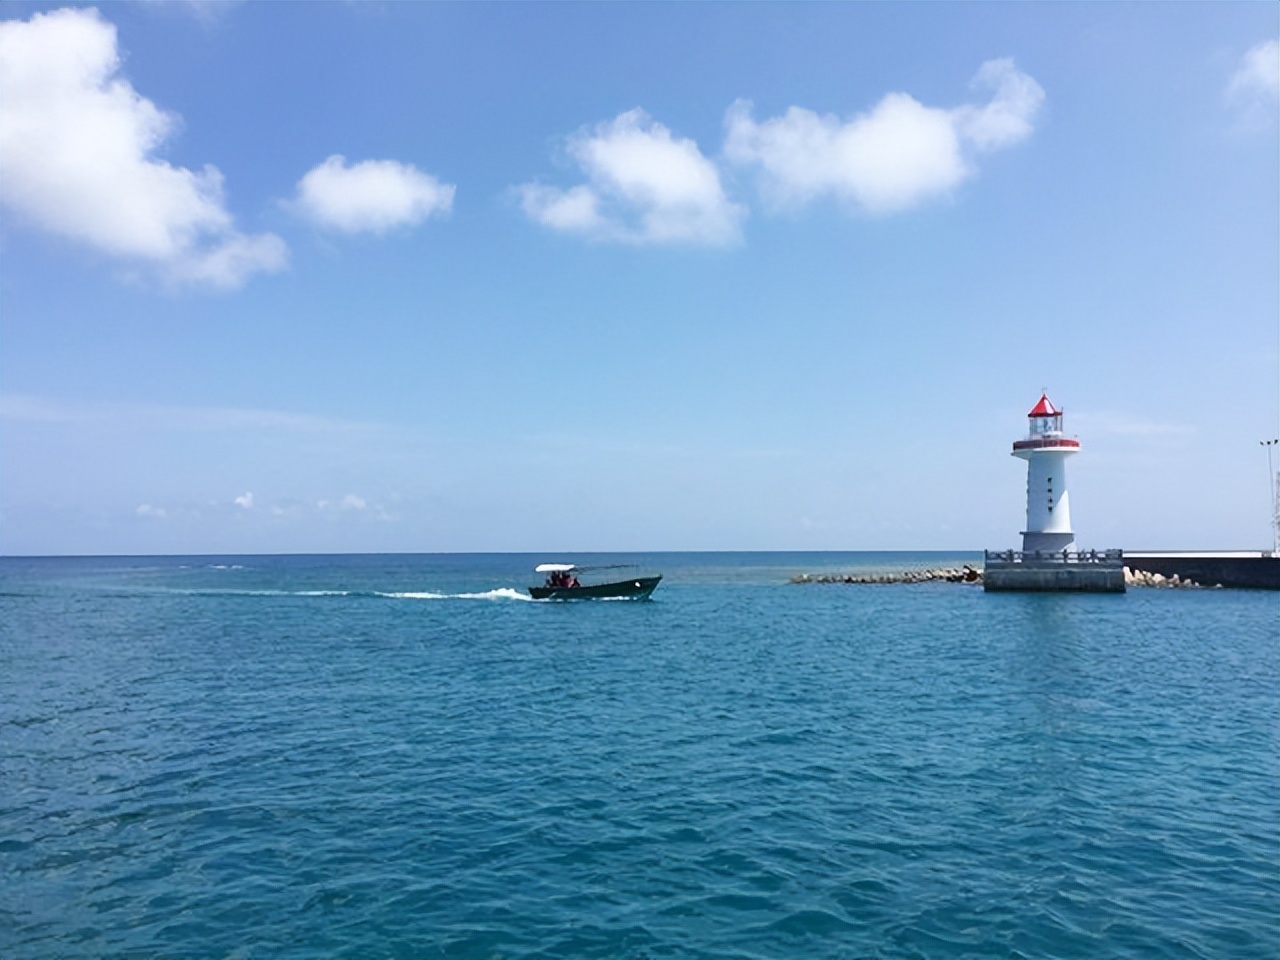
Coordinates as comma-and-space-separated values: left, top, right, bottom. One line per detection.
380, 588, 536, 602
132, 587, 539, 602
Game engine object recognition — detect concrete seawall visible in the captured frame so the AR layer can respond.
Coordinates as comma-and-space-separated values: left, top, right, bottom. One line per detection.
1123, 553, 1280, 590
982, 550, 1126, 593
983, 563, 1126, 592
791, 552, 1279, 592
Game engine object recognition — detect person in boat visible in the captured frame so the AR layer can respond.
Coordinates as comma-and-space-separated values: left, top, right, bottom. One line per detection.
541, 568, 580, 589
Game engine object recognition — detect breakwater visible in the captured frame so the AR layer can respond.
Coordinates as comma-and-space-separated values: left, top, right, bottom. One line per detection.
791, 566, 982, 585
1124, 566, 1212, 589
792, 564, 1252, 590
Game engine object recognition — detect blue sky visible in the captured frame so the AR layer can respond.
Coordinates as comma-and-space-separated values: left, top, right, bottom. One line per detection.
2, 2, 1277, 555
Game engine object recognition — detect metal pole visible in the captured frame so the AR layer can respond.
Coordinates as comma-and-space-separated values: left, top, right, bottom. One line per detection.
1263, 439, 1279, 555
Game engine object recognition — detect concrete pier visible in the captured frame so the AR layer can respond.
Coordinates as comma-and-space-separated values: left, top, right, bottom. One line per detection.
1124, 552, 1280, 590
983, 549, 1126, 593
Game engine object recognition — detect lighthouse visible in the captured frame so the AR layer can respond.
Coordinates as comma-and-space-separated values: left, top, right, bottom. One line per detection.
1013, 393, 1080, 554
985, 394, 1123, 591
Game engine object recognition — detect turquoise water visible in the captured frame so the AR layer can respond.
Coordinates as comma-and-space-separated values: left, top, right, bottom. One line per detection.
2, 552, 1277, 959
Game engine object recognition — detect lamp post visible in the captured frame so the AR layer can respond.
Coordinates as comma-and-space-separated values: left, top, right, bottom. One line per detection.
1263, 438, 1279, 555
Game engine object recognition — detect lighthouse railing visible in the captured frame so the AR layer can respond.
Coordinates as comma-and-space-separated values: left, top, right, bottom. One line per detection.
984, 548, 1124, 565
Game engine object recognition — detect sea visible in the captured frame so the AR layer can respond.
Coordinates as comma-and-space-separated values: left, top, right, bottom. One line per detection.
1, 552, 1277, 960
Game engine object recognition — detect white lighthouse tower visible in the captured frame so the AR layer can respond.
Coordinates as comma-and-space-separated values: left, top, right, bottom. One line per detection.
1013, 393, 1080, 554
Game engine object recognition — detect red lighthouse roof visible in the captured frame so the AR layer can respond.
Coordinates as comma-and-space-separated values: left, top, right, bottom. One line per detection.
1027, 393, 1060, 418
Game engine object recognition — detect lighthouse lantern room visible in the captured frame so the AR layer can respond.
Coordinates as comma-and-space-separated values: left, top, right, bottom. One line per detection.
1013, 393, 1081, 554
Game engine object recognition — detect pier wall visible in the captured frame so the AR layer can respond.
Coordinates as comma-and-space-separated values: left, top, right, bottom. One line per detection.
983, 550, 1126, 593
1123, 553, 1280, 590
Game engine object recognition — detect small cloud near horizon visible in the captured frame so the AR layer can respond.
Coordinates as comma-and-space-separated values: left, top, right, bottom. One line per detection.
126, 491, 394, 529
0, 393, 387, 436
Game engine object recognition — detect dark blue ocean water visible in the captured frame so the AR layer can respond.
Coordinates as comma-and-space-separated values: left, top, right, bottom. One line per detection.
2, 552, 1277, 959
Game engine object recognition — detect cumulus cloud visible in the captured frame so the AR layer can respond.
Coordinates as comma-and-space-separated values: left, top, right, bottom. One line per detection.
1228, 39, 1279, 105
519, 108, 745, 246
0, 7, 287, 289
234, 492, 254, 509
724, 58, 1044, 215
954, 59, 1047, 149
136, 503, 168, 519
292, 155, 455, 234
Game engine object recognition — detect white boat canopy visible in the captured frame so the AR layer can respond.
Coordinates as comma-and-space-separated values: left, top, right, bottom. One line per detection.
534, 563, 577, 573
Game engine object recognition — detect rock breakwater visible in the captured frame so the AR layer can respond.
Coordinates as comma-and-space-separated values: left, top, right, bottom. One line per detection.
791, 566, 982, 585
1123, 566, 1213, 589
792, 566, 1217, 589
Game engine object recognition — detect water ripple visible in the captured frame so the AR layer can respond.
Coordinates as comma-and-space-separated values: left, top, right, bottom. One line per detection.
1, 555, 1277, 958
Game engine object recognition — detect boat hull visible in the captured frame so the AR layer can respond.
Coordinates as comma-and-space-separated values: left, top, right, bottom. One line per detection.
529, 575, 662, 601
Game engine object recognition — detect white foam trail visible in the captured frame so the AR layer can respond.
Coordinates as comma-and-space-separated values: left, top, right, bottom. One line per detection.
156, 587, 539, 601
456, 588, 536, 602
380, 588, 534, 602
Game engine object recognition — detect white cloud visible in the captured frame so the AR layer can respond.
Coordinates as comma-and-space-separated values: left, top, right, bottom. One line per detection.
162, 232, 290, 288
0, 393, 386, 436
129, 493, 393, 525
519, 184, 606, 233
724, 95, 964, 214
724, 58, 1044, 215
292, 155, 455, 234
519, 108, 745, 246
954, 59, 1047, 150
1228, 39, 1279, 105
0, 7, 287, 289
0, 8, 285, 289
154, 1, 244, 25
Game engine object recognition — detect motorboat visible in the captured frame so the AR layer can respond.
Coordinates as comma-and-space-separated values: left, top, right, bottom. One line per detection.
529, 563, 662, 601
